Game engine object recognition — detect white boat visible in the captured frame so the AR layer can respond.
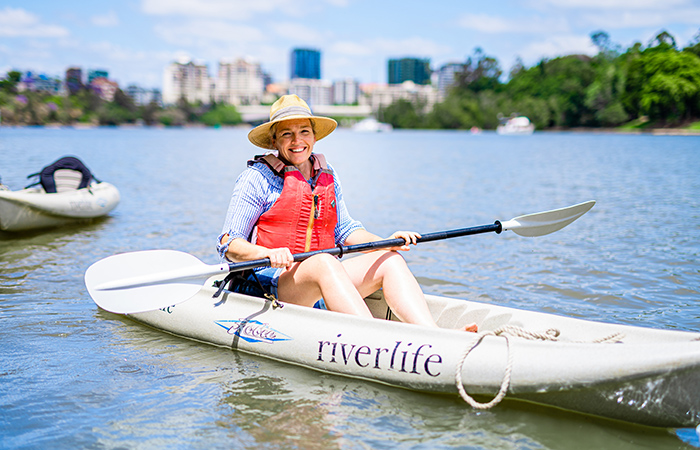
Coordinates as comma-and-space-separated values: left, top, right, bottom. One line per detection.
126, 284, 700, 429
497, 116, 535, 135
0, 158, 120, 232
352, 117, 393, 132
83, 202, 700, 428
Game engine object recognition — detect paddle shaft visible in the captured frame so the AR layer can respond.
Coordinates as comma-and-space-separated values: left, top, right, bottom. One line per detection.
87, 200, 594, 312
225, 222, 503, 273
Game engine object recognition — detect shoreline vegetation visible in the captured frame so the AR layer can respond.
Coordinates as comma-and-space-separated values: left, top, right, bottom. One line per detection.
3, 124, 699, 135
1, 30, 699, 133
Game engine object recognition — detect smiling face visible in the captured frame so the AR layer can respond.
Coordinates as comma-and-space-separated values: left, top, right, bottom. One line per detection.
270, 118, 316, 170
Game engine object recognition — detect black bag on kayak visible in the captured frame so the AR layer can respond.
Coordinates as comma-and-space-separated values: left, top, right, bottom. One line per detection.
26, 156, 99, 193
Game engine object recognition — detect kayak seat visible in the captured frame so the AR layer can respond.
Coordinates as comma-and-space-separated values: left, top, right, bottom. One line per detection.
53, 169, 85, 192
26, 156, 99, 193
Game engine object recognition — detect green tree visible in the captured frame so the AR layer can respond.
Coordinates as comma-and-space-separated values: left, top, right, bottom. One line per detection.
506, 55, 596, 127
623, 32, 700, 121
683, 29, 700, 58
378, 99, 424, 129
200, 104, 242, 126
140, 100, 161, 126
0, 70, 21, 94
113, 89, 138, 114
454, 48, 503, 93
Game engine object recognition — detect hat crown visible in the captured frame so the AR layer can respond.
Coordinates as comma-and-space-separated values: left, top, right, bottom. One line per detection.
269, 95, 312, 121
248, 94, 337, 149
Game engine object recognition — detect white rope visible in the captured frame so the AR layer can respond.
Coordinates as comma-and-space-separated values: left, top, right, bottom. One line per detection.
455, 331, 513, 409
454, 325, 625, 410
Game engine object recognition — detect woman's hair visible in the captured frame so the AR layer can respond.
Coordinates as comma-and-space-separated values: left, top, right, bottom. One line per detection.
270, 119, 316, 142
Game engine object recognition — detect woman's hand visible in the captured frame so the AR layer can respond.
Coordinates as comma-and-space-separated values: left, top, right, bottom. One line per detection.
388, 230, 422, 251
266, 247, 294, 268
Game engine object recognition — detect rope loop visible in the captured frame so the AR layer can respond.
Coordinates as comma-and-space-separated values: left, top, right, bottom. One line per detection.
454, 325, 625, 410
455, 331, 513, 410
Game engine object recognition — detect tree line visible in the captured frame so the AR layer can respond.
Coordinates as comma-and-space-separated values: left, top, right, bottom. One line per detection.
1, 30, 699, 130
0, 75, 242, 127
378, 30, 700, 130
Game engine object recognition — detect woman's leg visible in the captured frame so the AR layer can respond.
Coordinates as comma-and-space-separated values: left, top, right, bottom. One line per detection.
340, 251, 438, 327
342, 252, 477, 331
277, 253, 373, 318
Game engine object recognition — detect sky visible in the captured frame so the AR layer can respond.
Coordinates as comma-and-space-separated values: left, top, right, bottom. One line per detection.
1, 0, 699, 90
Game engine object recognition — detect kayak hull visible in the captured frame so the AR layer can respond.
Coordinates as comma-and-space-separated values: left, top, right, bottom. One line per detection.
126, 280, 700, 428
0, 182, 120, 232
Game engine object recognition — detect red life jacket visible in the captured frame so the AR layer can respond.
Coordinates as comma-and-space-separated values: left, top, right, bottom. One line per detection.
253, 153, 338, 254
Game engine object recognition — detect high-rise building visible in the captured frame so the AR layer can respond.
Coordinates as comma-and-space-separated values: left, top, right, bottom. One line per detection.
126, 85, 162, 106
332, 78, 360, 105
87, 69, 109, 85
90, 77, 119, 101
216, 58, 264, 106
289, 78, 332, 106
18, 72, 63, 94
65, 67, 83, 95
162, 60, 211, 105
361, 81, 438, 115
387, 58, 431, 85
435, 62, 465, 100
291, 48, 321, 80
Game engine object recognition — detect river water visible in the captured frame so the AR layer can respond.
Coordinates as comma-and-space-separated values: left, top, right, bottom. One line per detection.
0, 126, 699, 449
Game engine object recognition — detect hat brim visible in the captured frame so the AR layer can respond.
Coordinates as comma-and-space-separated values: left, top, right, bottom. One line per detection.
248, 114, 337, 149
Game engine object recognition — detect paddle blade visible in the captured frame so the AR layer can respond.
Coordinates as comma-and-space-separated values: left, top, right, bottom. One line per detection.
84, 250, 219, 314
499, 200, 595, 237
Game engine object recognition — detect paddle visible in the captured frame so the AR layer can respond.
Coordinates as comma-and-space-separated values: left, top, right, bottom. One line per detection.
85, 200, 595, 314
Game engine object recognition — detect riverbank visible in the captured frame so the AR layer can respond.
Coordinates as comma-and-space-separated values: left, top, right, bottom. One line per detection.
3, 123, 700, 136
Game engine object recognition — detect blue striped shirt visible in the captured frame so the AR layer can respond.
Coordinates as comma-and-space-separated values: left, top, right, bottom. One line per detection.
217, 156, 364, 260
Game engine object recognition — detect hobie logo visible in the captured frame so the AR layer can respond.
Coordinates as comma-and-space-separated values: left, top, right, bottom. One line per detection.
215, 319, 291, 344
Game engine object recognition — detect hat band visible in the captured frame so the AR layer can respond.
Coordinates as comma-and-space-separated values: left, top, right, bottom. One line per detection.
270, 105, 313, 122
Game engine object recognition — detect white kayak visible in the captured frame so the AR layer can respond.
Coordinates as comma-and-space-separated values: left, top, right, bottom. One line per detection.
83, 202, 700, 428
0, 181, 120, 232
127, 281, 700, 429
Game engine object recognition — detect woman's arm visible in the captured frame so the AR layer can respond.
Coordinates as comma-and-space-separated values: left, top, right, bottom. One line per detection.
221, 235, 294, 269
343, 229, 421, 252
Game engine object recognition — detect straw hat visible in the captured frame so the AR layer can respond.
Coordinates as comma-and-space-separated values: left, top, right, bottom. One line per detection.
248, 95, 338, 149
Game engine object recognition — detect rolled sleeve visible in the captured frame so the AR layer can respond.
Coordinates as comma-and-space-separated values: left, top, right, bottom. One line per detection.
329, 163, 364, 244
217, 166, 279, 260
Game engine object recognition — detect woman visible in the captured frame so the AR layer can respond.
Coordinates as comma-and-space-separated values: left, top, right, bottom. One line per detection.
218, 95, 475, 331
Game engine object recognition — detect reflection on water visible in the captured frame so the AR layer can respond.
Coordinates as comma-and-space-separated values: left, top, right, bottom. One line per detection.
1, 127, 699, 449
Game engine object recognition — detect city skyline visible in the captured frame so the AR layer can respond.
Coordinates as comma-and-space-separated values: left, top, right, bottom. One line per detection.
1, 1, 699, 90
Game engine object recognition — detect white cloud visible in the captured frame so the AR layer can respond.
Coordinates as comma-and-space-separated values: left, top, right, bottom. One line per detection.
519, 34, 597, 63
458, 13, 570, 34
269, 21, 325, 43
578, 8, 700, 29
141, 0, 305, 20
330, 40, 372, 57
154, 20, 266, 46
0, 7, 69, 38
91, 11, 120, 27
370, 36, 451, 57
534, 0, 690, 10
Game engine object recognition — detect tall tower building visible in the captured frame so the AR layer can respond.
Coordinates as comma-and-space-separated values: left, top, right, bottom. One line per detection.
162, 60, 211, 105
436, 62, 465, 100
87, 69, 109, 85
388, 58, 431, 85
216, 57, 264, 105
65, 67, 83, 95
291, 48, 321, 80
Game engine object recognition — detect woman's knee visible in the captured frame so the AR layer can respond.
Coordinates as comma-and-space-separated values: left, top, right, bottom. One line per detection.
302, 253, 345, 274
377, 250, 409, 270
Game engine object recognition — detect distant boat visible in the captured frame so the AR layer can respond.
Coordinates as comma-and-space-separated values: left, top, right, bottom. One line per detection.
497, 116, 535, 135
0, 156, 120, 232
352, 117, 393, 132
